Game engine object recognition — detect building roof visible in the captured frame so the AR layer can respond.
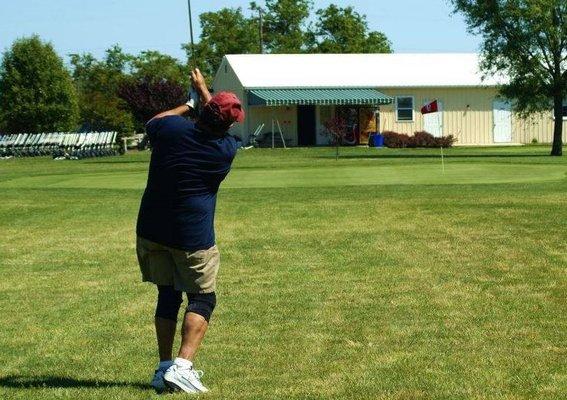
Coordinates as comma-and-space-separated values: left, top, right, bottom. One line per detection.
223, 53, 506, 89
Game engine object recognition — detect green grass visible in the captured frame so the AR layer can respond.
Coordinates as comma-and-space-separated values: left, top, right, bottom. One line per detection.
0, 146, 566, 399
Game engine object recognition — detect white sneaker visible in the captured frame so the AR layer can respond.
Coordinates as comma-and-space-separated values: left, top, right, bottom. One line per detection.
150, 361, 173, 393
163, 358, 209, 393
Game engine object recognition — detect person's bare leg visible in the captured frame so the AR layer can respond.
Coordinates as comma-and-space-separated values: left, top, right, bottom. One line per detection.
155, 317, 177, 362
177, 312, 208, 361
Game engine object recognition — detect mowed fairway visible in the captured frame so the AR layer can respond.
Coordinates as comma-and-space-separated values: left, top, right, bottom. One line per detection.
0, 146, 566, 400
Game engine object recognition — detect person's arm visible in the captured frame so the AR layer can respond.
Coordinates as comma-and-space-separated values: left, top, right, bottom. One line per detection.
148, 104, 191, 122
146, 68, 210, 123
143, 104, 187, 143
191, 68, 212, 104
145, 105, 190, 143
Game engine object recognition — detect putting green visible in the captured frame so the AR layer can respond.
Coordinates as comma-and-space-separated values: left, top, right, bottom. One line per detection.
1, 162, 565, 190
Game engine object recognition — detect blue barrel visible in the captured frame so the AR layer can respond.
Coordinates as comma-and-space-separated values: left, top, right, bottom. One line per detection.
372, 133, 384, 147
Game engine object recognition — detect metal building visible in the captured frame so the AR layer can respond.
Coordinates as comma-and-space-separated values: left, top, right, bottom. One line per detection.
212, 53, 567, 146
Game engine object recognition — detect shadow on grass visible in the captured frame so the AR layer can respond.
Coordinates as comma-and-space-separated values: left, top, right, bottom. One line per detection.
315, 153, 551, 160
0, 375, 148, 390
83, 160, 148, 164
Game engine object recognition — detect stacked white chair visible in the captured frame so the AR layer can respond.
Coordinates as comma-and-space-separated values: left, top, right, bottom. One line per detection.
0, 131, 118, 160
0, 134, 17, 158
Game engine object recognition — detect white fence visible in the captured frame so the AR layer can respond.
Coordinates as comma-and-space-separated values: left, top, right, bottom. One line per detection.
0, 132, 118, 160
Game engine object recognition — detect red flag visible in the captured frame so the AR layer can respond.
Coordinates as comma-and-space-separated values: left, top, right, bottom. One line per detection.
421, 100, 438, 114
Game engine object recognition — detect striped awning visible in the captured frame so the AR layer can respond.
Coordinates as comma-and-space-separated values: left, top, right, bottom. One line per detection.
248, 88, 393, 106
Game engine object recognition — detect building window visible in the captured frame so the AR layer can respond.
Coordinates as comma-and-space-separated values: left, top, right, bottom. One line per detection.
396, 96, 414, 122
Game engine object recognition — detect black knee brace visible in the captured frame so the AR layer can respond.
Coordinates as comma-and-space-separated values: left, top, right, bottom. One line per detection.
155, 285, 183, 322
186, 292, 217, 322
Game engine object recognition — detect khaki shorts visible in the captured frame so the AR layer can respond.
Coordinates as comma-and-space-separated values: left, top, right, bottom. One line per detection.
136, 236, 220, 293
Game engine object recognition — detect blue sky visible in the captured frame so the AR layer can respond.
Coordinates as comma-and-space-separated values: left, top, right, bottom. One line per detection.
1, 0, 481, 62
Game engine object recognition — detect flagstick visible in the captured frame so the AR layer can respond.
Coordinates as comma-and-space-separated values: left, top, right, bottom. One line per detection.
421, 100, 445, 174
438, 106, 445, 174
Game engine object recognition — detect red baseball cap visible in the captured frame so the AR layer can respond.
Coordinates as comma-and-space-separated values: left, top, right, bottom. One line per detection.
206, 91, 245, 125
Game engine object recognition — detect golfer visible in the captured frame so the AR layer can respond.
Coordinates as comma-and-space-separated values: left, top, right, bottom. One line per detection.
136, 68, 244, 394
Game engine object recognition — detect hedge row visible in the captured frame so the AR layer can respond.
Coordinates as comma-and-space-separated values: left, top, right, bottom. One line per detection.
382, 131, 456, 148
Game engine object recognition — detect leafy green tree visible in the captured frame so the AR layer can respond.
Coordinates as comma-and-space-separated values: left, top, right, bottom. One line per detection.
311, 4, 392, 53
185, 7, 258, 80
0, 35, 78, 133
105, 44, 133, 73
263, 0, 313, 53
131, 50, 189, 86
452, 0, 567, 156
69, 45, 135, 134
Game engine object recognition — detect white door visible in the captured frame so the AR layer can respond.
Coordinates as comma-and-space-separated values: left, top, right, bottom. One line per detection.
423, 100, 443, 137
493, 100, 512, 143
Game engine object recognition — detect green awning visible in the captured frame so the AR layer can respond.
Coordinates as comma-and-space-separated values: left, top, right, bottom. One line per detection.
248, 88, 393, 106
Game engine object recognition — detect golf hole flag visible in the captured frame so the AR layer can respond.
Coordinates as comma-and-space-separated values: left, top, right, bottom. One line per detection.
421, 100, 439, 114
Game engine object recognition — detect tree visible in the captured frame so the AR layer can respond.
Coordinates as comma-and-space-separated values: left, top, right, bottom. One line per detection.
323, 116, 348, 160
184, 7, 258, 80
0, 35, 78, 133
119, 49, 189, 126
131, 50, 189, 86
263, 0, 313, 53
105, 44, 133, 73
118, 78, 187, 125
451, 0, 567, 156
69, 45, 135, 134
312, 4, 392, 53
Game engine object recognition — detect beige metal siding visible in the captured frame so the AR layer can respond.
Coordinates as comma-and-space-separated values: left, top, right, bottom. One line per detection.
514, 113, 567, 144
212, 59, 248, 140
379, 88, 566, 145
248, 106, 298, 146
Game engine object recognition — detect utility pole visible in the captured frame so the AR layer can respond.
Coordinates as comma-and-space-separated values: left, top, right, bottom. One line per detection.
259, 7, 264, 54
250, 3, 265, 54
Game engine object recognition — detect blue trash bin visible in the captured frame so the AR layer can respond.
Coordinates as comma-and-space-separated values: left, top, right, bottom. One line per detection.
375, 134, 384, 147
368, 133, 375, 147
371, 133, 384, 147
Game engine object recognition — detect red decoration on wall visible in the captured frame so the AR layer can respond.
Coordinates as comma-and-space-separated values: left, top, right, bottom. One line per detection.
421, 100, 438, 114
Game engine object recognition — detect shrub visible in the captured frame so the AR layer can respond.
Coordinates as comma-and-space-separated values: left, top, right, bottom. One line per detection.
413, 131, 436, 147
414, 131, 456, 147
382, 131, 456, 148
383, 131, 412, 148
436, 134, 456, 148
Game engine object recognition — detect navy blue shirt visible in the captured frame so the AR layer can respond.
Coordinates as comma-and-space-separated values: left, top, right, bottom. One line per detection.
136, 116, 238, 251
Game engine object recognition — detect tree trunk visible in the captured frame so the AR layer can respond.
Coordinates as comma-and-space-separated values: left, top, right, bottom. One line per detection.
550, 94, 563, 156
335, 144, 339, 160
